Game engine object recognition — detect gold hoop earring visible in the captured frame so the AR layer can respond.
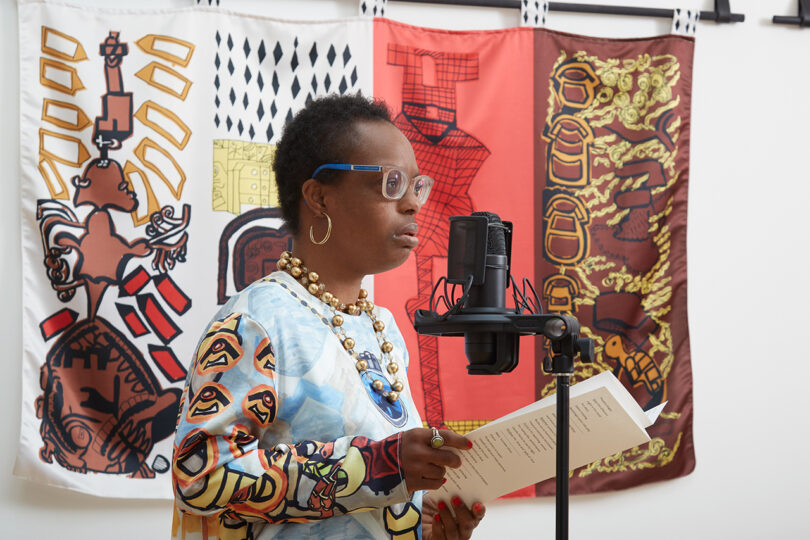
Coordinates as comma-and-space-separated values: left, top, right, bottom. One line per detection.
309, 212, 332, 245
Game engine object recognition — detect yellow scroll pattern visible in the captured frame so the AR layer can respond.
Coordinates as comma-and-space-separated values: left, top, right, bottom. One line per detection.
540, 50, 684, 475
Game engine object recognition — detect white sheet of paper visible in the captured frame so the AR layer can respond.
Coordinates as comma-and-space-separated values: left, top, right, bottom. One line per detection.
431, 371, 658, 506
645, 401, 667, 424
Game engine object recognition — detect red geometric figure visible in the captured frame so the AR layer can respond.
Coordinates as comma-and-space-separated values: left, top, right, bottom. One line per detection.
148, 344, 186, 382
39, 308, 78, 341
154, 273, 191, 315
115, 302, 150, 337
121, 265, 150, 297
388, 43, 490, 428
136, 293, 180, 344
387, 44, 479, 140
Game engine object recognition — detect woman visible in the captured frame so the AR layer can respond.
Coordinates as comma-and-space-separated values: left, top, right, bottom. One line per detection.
172, 94, 486, 539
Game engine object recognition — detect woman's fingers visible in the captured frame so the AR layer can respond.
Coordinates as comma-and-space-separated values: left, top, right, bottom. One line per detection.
472, 501, 486, 521
436, 499, 458, 540
435, 429, 473, 451
400, 428, 472, 491
421, 463, 446, 481
423, 429, 469, 469
429, 447, 462, 470
421, 463, 446, 485
431, 498, 486, 540
405, 427, 471, 453
420, 476, 445, 491
450, 496, 477, 539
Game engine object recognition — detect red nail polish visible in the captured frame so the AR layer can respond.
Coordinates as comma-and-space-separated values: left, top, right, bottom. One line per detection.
438, 501, 447, 511
442, 478, 447, 484
473, 502, 483, 513
467, 440, 473, 449
434, 514, 441, 523
452, 496, 462, 507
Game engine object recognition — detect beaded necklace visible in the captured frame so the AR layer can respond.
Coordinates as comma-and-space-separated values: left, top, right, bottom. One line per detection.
276, 251, 404, 403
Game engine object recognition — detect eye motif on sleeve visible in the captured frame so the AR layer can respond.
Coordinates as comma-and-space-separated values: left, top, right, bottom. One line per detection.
174, 428, 219, 488
224, 423, 256, 458
196, 314, 243, 375
187, 382, 233, 423
253, 336, 276, 377
241, 385, 277, 428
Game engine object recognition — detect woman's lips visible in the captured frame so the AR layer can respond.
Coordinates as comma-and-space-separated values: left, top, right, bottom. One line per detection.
394, 223, 419, 247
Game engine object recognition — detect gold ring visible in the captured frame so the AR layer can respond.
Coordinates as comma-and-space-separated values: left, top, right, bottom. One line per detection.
430, 427, 445, 449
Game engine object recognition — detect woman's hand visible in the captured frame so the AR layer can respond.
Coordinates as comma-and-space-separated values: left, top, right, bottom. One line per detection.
399, 428, 470, 492
422, 493, 486, 540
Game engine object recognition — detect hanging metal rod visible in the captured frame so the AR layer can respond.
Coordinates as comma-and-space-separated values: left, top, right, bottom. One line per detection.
772, 0, 810, 27
390, 0, 745, 22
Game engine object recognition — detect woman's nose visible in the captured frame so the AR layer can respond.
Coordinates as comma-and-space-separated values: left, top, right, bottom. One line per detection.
398, 181, 423, 213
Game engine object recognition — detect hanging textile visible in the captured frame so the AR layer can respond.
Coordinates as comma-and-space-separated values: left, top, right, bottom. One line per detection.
17, 0, 694, 498
373, 19, 695, 496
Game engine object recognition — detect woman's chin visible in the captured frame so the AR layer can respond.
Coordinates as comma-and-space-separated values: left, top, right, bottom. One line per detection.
370, 248, 414, 275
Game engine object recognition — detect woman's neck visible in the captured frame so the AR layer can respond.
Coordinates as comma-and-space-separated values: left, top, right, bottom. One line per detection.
289, 238, 365, 306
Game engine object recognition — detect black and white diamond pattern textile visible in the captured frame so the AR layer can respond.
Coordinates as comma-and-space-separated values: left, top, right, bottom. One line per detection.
521, 0, 549, 27
213, 30, 365, 142
359, 0, 387, 17
671, 7, 699, 36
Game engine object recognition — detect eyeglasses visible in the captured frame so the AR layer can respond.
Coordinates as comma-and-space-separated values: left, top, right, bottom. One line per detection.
311, 164, 434, 205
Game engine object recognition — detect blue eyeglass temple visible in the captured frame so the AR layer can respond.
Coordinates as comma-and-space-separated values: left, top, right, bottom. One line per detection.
311, 164, 383, 177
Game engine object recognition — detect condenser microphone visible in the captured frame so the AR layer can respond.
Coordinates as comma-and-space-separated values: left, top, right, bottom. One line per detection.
413, 211, 593, 375
449, 212, 518, 373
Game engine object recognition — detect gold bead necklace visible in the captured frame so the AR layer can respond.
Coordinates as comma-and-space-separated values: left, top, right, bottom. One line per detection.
276, 251, 404, 403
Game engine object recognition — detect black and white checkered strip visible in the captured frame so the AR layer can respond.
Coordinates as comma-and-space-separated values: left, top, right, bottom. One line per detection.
359, 0, 387, 17
214, 32, 361, 142
521, 0, 549, 27
197, 0, 220, 5
671, 7, 699, 35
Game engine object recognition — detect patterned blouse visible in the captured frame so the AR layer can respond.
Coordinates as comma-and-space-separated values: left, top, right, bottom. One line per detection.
172, 271, 424, 539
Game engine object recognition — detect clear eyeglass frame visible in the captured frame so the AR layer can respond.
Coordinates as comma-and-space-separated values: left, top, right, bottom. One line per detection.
311, 164, 434, 204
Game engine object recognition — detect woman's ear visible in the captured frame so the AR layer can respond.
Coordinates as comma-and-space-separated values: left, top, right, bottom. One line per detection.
301, 178, 327, 216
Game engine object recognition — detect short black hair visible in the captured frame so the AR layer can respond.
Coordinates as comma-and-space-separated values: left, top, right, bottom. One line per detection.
272, 93, 392, 234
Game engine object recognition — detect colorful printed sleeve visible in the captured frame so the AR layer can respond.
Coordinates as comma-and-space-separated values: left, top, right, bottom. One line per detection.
172, 312, 410, 526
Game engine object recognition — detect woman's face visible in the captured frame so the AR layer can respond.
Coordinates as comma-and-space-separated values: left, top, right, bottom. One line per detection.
321, 120, 424, 276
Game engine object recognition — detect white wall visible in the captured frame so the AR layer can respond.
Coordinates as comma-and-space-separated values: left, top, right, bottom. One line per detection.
1, 0, 808, 538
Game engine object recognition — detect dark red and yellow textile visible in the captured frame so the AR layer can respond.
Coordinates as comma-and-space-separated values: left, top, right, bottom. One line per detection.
374, 20, 695, 495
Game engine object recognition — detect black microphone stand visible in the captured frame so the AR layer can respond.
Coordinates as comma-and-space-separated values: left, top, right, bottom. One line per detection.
412, 211, 593, 540
557, 373, 571, 540
414, 308, 592, 540
545, 346, 575, 540
543, 320, 591, 540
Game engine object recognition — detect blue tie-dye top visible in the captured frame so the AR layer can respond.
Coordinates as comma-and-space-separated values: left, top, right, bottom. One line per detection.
172, 271, 424, 539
